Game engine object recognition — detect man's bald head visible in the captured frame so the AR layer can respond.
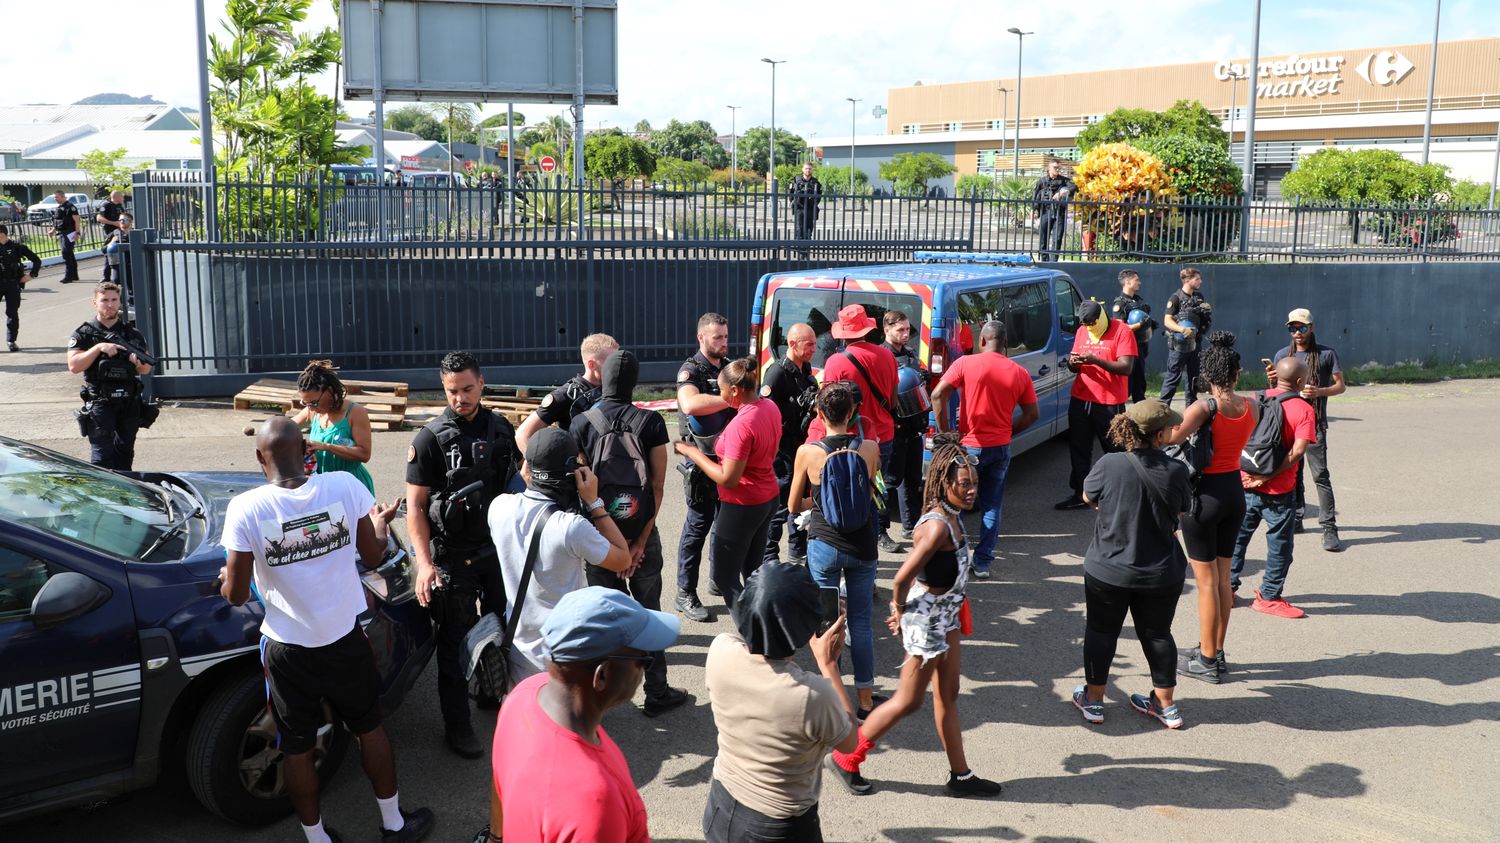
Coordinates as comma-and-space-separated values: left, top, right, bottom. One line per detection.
255, 416, 307, 479
1274, 356, 1307, 392
786, 322, 816, 364
787, 323, 814, 343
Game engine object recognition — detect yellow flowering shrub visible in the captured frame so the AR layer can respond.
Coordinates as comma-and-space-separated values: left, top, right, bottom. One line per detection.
1072, 143, 1176, 247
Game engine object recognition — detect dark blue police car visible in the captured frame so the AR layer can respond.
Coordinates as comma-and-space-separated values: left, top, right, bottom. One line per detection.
0, 437, 434, 825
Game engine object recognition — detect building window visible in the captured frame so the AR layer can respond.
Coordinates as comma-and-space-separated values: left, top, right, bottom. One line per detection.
1037, 116, 1054, 128
902, 124, 917, 135
989, 119, 1006, 131
948, 122, 962, 133
1085, 114, 1104, 125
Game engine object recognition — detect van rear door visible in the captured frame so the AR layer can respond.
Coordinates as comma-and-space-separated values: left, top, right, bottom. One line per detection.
760, 279, 926, 373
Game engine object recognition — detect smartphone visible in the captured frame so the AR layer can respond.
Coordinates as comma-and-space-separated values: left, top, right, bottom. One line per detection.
817, 587, 841, 634
1261, 357, 1274, 368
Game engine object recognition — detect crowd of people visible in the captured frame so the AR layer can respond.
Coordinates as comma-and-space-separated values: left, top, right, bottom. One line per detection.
203, 271, 1347, 842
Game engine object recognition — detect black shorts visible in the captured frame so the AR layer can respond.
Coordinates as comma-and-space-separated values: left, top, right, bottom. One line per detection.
260, 625, 383, 754
1180, 471, 1247, 561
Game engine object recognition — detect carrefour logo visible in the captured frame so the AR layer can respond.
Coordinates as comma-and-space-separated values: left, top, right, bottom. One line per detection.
1354, 51, 1416, 86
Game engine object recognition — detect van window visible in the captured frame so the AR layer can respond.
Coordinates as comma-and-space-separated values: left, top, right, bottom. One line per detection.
769, 288, 922, 368
0, 547, 52, 623
1002, 282, 1052, 356
1055, 276, 1082, 334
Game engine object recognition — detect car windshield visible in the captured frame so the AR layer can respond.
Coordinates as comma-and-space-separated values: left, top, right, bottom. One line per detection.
769, 287, 923, 368
0, 439, 174, 558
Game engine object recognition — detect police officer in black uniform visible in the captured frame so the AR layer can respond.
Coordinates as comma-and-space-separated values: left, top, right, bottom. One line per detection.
1031, 161, 1075, 261
1111, 269, 1156, 403
66, 282, 155, 469
51, 190, 82, 283
760, 322, 818, 565
405, 351, 520, 759
95, 191, 127, 283
513, 332, 618, 460
0, 224, 42, 352
673, 313, 734, 623
787, 162, 823, 242
1160, 266, 1212, 407
881, 309, 927, 548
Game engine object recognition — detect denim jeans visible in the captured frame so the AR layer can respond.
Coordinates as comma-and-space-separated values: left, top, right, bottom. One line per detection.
965, 444, 1011, 570
703, 778, 823, 843
806, 539, 876, 688
1159, 345, 1200, 407
1230, 490, 1297, 600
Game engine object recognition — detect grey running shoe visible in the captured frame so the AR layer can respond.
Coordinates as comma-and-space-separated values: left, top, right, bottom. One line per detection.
1071, 685, 1104, 724
1216, 650, 1228, 675
1129, 691, 1183, 729
1178, 647, 1220, 684
675, 592, 710, 622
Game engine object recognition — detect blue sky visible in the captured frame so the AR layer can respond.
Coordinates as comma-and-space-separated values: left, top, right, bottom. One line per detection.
1, 0, 1492, 141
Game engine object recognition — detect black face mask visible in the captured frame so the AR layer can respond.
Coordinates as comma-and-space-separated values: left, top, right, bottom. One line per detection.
733, 563, 821, 660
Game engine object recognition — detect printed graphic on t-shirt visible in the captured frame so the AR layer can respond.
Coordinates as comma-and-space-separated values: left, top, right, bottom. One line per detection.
259, 504, 352, 567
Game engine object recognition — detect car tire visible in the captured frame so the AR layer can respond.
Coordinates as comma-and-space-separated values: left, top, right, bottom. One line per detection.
185, 672, 351, 826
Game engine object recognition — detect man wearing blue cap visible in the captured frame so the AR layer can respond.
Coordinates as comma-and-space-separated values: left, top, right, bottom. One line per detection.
491, 587, 680, 843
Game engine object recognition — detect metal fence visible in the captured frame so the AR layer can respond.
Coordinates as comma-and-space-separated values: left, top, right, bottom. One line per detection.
133, 170, 1500, 262
0, 217, 110, 262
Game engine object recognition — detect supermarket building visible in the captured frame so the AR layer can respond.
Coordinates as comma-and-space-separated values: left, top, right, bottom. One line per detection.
814, 36, 1500, 197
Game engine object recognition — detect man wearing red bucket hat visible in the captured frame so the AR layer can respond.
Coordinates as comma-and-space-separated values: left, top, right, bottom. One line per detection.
808, 305, 900, 521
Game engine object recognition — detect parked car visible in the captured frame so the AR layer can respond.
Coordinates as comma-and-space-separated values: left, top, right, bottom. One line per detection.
0, 437, 435, 826
749, 251, 1083, 456
406, 171, 467, 188
26, 193, 93, 222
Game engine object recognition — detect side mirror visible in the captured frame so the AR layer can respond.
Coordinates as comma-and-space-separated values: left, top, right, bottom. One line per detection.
31, 572, 112, 630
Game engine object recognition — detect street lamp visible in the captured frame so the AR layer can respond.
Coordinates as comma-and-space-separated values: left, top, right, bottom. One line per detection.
997, 86, 1009, 162
1421, 0, 1442, 165
845, 97, 861, 195
1007, 27, 1033, 180
1488, 60, 1499, 210
727, 105, 740, 190
1226, 66, 1247, 149
762, 57, 786, 222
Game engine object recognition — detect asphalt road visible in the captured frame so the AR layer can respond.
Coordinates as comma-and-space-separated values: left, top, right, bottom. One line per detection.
2, 266, 1498, 842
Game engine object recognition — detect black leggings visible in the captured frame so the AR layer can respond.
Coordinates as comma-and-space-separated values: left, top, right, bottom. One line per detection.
1180, 471, 1248, 560
1083, 574, 1183, 688
710, 497, 777, 609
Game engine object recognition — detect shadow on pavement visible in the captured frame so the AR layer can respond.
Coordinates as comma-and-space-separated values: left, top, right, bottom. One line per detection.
1006, 753, 1364, 809
1340, 522, 1500, 546
1233, 646, 1500, 685
1293, 591, 1500, 623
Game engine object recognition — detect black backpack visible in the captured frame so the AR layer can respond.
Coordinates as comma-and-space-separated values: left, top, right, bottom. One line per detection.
583, 407, 650, 526
1164, 398, 1216, 516
1240, 391, 1300, 476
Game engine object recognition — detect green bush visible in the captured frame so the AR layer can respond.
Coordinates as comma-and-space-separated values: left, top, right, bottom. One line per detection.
1447, 179, 1491, 208
956, 173, 1001, 196
1281, 148, 1452, 203
653, 156, 712, 186
708, 168, 762, 189
812, 163, 870, 195
1134, 134, 1242, 199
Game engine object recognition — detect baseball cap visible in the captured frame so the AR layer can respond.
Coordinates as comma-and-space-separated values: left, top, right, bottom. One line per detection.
542, 587, 681, 663
1286, 308, 1313, 326
526, 427, 580, 486
1077, 300, 1103, 325
1124, 398, 1183, 435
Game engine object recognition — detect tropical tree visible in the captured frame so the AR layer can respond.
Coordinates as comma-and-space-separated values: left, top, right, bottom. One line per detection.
478, 111, 527, 130
737, 126, 806, 176
78, 147, 144, 196
573, 133, 655, 182
385, 106, 447, 141
426, 102, 479, 146
1077, 99, 1227, 153
1280, 148, 1451, 203
878, 152, 956, 196
813, 163, 870, 195
647, 119, 728, 169
653, 157, 713, 185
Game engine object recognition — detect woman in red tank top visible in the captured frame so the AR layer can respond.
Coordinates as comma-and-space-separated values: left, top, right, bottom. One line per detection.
1163, 332, 1258, 683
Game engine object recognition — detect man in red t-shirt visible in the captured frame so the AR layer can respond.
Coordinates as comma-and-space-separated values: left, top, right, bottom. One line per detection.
1230, 357, 1318, 619
1056, 300, 1137, 510
490, 587, 680, 843
930, 321, 1040, 577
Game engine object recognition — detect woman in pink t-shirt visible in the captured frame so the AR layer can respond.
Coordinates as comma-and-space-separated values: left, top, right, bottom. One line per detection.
677, 357, 783, 609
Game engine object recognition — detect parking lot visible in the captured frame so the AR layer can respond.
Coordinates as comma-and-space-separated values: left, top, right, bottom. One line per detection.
2, 270, 1498, 842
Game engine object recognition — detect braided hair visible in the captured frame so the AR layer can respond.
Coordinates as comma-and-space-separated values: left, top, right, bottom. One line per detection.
1195, 330, 1241, 393
297, 359, 346, 410
921, 432, 975, 513
814, 381, 858, 428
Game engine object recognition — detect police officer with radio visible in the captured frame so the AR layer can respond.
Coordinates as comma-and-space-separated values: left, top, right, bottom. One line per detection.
882, 309, 927, 547
67, 282, 156, 470
405, 351, 520, 759
761, 322, 818, 565
0, 224, 42, 352
674, 313, 734, 623
513, 333, 618, 458
1160, 266, 1212, 407
1111, 269, 1155, 403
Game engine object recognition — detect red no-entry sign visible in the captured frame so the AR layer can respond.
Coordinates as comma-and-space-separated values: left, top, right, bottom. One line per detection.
539, 156, 557, 173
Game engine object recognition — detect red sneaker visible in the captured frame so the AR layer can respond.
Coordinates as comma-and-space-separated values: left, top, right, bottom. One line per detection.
1252, 595, 1306, 619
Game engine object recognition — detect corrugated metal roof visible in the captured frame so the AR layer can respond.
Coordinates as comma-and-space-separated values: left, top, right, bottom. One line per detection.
0, 123, 93, 152
25, 130, 202, 161
0, 169, 90, 185
0, 104, 183, 131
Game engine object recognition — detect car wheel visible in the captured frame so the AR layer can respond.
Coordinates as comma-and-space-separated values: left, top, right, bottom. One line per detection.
185, 672, 351, 825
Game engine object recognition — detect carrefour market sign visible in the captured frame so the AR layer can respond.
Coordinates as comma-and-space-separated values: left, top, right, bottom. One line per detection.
1213, 51, 1415, 99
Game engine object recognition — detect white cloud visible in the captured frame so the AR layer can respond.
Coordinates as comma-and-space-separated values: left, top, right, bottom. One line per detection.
0, 0, 1491, 141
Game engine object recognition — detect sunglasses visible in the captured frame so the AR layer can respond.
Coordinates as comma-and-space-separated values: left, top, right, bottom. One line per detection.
1288, 325, 1310, 334
950, 453, 980, 468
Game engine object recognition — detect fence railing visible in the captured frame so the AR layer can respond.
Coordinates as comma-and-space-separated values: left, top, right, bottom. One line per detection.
131, 171, 1500, 262
0, 216, 111, 263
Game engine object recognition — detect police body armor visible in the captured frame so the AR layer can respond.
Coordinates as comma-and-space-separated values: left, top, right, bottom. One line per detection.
676, 355, 728, 506
424, 410, 514, 557
78, 322, 144, 402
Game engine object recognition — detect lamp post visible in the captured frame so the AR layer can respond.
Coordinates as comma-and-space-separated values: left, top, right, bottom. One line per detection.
1007, 27, 1032, 180
727, 105, 740, 191
1227, 66, 1246, 148
1488, 60, 1499, 210
762, 58, 785, 223
1239, 0, 1263, 256
997, 86, 1009, 163
1421, 0, 1442, 165
845, 97, 860, 195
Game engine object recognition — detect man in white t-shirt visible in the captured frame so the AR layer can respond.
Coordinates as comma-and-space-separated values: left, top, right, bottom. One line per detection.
220, 417, 432, 843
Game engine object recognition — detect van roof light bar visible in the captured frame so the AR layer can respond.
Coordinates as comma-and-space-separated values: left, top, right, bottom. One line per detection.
911, 251, 1034, 266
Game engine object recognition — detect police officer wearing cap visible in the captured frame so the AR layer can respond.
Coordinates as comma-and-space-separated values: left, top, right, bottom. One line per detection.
761, 322, 818, 565
0, 224, 42, 352
881, 309, 927, 548
67, 282, 156, 470
1111, 269, 1155, 403
513, 332, 618, 459
406, 351, 520, 759
674, 313, 734, 623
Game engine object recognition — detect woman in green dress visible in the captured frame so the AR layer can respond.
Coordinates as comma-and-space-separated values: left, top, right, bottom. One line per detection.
291, 360, 376, 494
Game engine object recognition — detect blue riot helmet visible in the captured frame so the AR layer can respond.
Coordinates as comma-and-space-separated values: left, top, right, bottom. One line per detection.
1128, 308, 1154, 342
893, 365, 931, 420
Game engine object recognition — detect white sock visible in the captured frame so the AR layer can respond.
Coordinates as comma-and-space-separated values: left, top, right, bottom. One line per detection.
377, 793, 404, 832
301, 819, 332, 843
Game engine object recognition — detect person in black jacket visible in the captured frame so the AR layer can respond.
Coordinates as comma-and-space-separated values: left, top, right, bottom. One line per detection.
788, 162, 823, 241
0, 225, 42, 352
51, 191, 82, 282
761, 322, 818, 564
1031, 161, 1074, 261
1110, 269, 1156, 403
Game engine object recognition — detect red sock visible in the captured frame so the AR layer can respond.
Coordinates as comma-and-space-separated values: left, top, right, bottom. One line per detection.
832, 729, 876, 772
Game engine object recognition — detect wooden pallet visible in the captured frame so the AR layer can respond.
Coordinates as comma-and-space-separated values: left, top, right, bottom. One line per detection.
233, 378, 409, 431
406, 395, 542, 428
483, 384, 546, 399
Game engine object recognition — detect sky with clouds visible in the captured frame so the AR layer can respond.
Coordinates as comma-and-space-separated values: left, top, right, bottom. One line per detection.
1, 0, 1493, 141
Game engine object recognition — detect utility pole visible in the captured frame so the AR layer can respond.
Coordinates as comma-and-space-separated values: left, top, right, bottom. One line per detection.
763, 58, 785, 225
1421, 0, 1442, 165
193, 0, 216, 240
1007, 28, 1032, 180
371, 0, 388, 239
997, 86, 1009, 163
1239, 0, 1262, 257
845, 97, 860, 195
727, 105, 740, 190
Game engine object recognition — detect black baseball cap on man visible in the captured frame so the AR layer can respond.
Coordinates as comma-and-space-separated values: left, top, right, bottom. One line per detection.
1077, 300, 1103, 325
526, 427, 581, 487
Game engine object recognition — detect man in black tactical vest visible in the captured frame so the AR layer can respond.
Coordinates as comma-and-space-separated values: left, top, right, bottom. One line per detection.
760, 321, 818, 565
1110, 269, 1155, 404
66, 282, 156, 469
0, 224, 42, 352
513, 332, 619, 458
406, 351, 520, 759
674, 313, 735, 623
881, 309, 927, 547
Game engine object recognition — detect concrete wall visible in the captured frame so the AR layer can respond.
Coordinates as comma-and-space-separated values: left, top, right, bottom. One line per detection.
1052, 261, 1500, 367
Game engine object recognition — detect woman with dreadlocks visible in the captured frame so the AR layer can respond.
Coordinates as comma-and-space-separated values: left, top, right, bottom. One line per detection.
1163, 331, 1259, 683
823, 433, 1003, 799
291, 360, 375, 494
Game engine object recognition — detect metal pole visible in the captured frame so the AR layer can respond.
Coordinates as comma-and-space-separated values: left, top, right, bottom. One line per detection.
572, 0, 586, 234
1008, 29, 1031, 180
1488, 111, 1500, 210
507, 102, 515, 218
1421, 0, 1442, 165
728, 105, 739, 190
193, 0, 217, 240
371, 0, 387, 240
1238, 0, 1261, 256
763, 59, 784, 223
846, 97, 859, 195
1228, 71, 1239, 150
998, 87, 1008, 164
